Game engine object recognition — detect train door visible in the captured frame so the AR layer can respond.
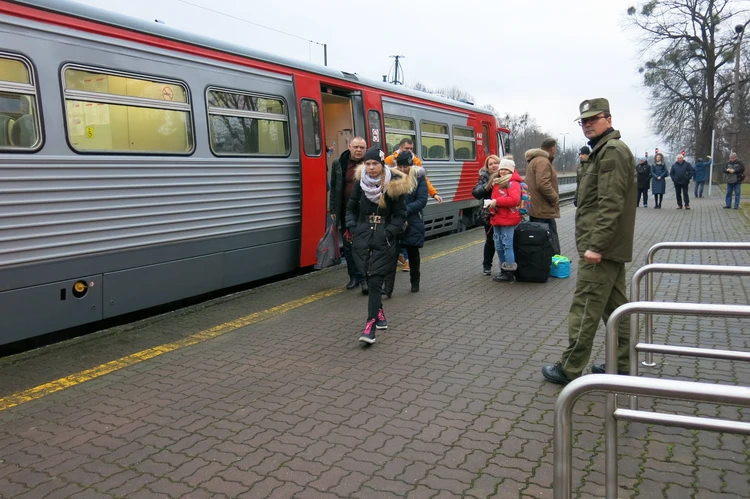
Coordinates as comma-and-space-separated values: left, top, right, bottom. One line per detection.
320, 86, 366, 187
295, 75, 327, 267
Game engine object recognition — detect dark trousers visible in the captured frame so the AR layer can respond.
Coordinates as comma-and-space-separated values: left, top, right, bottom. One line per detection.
341, 228, 363, 281
483, 225, 495, 269
366, 274, 384, 320
675, 184, 690, 207
384, 245, 421, 294
529, 217, 560, 256
653, 193, 663, 207
637, 188, 648, 206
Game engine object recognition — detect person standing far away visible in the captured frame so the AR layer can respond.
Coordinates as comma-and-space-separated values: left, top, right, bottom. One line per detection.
723, 152, 745, 209
472, 154, 502, 275
573, 146, 590, 208
651, 153, 667, 209
329, 137, 367, 293
670, 154, 695, 210
345, 147, 410, 345
542, 98, 637, 385
636, 158, 651, 207
693, 156, 711, 198
524, 138, 561, 256
385, 138, 442, 273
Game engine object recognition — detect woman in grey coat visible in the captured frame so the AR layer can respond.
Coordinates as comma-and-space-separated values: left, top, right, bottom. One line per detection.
651, 153, 667, 209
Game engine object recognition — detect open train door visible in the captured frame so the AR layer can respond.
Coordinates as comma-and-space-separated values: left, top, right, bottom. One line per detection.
295, 75, 327, 267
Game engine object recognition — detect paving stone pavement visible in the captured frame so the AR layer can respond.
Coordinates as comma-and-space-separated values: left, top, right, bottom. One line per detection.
0, 186, 749, 499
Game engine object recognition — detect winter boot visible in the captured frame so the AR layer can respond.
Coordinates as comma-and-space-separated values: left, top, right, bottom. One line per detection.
497, 262, 517, 283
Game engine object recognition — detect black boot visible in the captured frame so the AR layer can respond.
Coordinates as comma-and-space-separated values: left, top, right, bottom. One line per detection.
494, 263, 517, 283
410, 279, 419, 293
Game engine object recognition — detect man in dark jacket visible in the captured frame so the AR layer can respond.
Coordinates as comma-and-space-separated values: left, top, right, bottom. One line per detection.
723, 152, 745, 209
669, 154, 695, 210
636, 159, 651, 207
542, 98, 637, 385
693, 156, 711, 198
329, 137, 367, 291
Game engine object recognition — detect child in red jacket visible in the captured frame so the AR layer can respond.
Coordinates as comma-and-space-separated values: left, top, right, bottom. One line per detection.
487, 159, 522, 283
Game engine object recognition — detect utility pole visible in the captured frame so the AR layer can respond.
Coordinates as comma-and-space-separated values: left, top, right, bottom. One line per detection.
559, 133, 569, 173
389, 55, 405, 85
732, 24, 745, 152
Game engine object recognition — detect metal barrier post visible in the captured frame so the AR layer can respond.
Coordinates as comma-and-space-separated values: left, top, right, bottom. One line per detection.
631, 263, 750, 369
554, 375, 750, 499
604, 301, 750, 410
643, 242, 750, 366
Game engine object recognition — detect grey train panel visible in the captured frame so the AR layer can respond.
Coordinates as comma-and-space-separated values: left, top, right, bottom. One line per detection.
222, 240, 298, 288
0, 226, 297, 293
382, 98, 477, 234
0, 13, 304, 342
102, 254, 223, 318
0, 275, 103, 344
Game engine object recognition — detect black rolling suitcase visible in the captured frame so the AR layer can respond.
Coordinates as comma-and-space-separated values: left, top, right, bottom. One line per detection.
513, 221, 554, 283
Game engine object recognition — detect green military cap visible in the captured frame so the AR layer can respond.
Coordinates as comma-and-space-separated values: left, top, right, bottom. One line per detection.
574, 98, 610, 121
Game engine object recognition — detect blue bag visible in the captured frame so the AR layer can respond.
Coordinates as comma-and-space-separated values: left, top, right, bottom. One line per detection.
550, 254, 570, 278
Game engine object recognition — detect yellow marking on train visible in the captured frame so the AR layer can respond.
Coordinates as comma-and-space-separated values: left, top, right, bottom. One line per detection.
0, 234, 484, 412
0, 289, 342, 412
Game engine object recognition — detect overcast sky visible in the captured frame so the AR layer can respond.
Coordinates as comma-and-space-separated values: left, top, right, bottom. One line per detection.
74, 0, 666, 159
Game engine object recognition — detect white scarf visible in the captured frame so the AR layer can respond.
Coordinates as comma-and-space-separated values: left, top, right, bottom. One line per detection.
360, 167, 391, 204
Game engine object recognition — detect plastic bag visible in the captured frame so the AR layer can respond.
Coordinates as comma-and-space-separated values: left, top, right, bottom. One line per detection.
315, 215, 341, 270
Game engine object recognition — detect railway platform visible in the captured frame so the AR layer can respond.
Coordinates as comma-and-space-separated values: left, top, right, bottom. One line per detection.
1, 187, 749, 499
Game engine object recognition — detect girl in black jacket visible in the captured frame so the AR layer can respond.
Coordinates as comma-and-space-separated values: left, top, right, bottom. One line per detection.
472, 155, 502, 275
345, 147, 411, 345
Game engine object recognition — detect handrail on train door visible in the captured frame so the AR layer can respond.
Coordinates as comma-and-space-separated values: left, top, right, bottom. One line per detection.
630, 263, 750, 366
642, 242, 750, 365
553, 374, 750, 499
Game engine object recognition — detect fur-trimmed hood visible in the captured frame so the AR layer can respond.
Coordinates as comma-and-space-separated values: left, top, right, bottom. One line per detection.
525, 148, 549, 161
354, 164, 415, 206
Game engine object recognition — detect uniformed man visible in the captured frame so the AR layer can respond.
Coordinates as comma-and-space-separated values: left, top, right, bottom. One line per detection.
542, 98, 637, 385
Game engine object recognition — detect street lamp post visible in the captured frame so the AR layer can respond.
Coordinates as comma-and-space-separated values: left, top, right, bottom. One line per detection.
732, 24, 746, 152
559, 133, 569, 173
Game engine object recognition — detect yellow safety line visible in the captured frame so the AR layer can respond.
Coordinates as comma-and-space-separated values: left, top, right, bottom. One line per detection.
0, 236, 484, 412
0, 289, 342, 412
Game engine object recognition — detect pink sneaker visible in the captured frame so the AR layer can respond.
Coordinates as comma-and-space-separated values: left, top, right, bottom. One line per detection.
359, 319, 376, 344
376, 308, 388, 329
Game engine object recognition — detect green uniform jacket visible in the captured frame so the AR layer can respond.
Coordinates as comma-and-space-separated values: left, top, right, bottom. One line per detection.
575, 129, 637, 263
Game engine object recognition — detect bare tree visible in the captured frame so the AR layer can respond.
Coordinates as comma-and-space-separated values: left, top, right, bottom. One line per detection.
627, 0, 750, 157
407, 81, 475, 103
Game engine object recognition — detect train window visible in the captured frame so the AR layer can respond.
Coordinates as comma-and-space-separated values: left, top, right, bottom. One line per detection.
420, 121, 449, 161
384, 116, 415, 156
300, 99, 321, 156
453, 126, 476, 161
482, 123, 490, 155
368, 110, 382, 149
62, 66, 193, 154
0, 54, 41, 151
207, 88, 289, 156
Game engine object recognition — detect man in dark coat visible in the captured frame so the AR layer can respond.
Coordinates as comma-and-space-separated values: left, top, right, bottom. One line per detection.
723, 152, 745, 209
669, 154, 695, 210
636, 159, 651, 207
329, 137, 367, 292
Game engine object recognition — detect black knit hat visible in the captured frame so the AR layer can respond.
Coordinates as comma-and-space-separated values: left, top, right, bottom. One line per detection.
579, 146, 591, 155
363, 146, 385, 165
396, 150, 414, 166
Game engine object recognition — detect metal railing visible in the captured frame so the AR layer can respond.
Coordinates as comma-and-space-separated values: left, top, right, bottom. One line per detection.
631, 263, 750, 366
553, 374, 750, 499
642, 242, 750, 365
